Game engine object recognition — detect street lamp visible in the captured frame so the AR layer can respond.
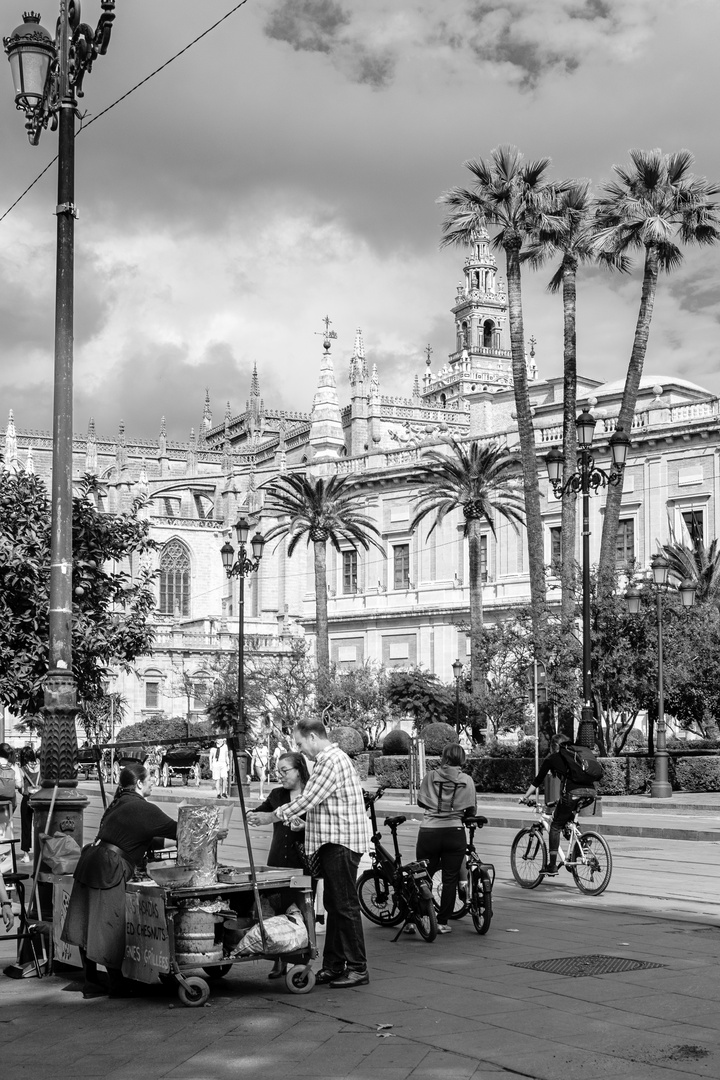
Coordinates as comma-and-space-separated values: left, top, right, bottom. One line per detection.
220, 516, 265, 795
4, 4, 116, 846
452, 658, 463, 734
546, 411, 630, 748
625, 555, 696, 798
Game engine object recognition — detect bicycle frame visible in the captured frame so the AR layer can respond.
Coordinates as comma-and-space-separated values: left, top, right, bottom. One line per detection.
526, 804, 584, 869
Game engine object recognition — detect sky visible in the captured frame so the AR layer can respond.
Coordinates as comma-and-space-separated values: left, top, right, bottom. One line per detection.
1, 0, 720, 443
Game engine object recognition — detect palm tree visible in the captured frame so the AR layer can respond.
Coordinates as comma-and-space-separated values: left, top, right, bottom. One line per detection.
523, 181, 629, 625
438, 146, 554, 639
262, 473, 385, 676
410, 439, 525, 700
660, 538, 720, 609
591, 149, 720, 585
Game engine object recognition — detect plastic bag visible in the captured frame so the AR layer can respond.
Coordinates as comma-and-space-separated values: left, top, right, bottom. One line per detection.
233, 903, 309, 956
42, 832, 82, 874
177, 801, 222, 886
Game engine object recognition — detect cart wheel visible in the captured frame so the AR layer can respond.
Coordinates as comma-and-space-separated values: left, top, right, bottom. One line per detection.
182, 771, 189, 786
203, 964, 232, 980
161, 763, 170, 787
177, 976, 210, 1007
285, 965, 316, 995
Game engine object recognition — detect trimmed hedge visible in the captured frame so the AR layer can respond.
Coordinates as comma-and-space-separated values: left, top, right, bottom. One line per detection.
421, 723, 457, 755
374, 755, 441, 787
468, 757, 535, 794
382, 729, 411, 755
329, 726, 365, 757
354, 752, 371, 781
597, 757, 652, 796
674, 756, 720, 792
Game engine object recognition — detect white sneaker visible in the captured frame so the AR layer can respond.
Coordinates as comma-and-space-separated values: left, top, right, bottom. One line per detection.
437, 924, 452, 934
402, 924, 417, 935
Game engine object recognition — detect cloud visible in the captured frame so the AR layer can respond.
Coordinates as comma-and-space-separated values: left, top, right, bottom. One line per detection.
264, 0, 351, 54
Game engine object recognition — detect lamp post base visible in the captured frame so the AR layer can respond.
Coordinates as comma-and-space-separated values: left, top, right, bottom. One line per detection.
576, 705, 596, 748
650, 779, 672, 799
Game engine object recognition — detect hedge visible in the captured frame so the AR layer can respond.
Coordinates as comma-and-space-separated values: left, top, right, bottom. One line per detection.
374, 755, 441, 787
468, 757, 536, 793
674, 756, 720, 792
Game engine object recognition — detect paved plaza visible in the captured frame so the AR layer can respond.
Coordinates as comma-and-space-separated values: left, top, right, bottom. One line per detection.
1, 784, 719, 1079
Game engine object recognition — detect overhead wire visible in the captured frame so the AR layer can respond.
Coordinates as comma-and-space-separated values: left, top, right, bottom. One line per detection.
0, 0, 250, 225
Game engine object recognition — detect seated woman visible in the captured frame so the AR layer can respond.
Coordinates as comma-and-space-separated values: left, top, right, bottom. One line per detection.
252, 751, 310, 978
62, 761, 178, 998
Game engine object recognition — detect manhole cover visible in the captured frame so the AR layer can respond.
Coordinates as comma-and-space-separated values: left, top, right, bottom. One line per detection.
511, 955, 665, 977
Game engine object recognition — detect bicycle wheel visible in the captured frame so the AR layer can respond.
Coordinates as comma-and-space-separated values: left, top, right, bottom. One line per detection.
470, 868, 493, 935
571, 830, 612, 896
411, 891, 438, 942
510, 827, 547, 889
431, 870, 469, 920
357, 869, 403, 926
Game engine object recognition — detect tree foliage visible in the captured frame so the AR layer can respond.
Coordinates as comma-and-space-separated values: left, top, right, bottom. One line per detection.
319, 662, 392, 748
0, 472, 157, 716
384, 667, 454, 730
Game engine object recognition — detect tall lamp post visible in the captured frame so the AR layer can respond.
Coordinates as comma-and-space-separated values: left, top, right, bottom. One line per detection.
4, 4, 116, 847
625, 556, 696, 799
220, 516, 265, 795
546, 410, 630, 748
452, 658, 463, 734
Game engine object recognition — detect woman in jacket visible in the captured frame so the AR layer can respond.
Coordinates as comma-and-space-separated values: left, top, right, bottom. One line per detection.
415, 743, 476, 934
62, 761, 178, 997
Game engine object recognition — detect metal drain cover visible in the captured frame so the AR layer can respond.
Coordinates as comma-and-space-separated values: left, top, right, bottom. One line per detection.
511, 955, 665, 977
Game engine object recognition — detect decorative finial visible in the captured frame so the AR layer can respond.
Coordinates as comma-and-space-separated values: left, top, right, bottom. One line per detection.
425, 344, 433, 367
529, 336, 537, 358
315, 315, 338, 349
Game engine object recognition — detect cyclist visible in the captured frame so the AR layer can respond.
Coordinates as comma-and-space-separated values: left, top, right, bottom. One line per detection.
521, 734, 597, 876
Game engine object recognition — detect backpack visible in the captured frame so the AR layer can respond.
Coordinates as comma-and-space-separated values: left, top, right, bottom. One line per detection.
559, 745, 604, 786
0, 763, 17, 809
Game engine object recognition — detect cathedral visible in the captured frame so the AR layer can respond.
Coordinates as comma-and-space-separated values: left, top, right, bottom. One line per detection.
2, 231, 719, 734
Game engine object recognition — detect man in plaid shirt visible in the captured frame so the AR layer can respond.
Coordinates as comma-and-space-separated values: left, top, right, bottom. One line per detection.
248, 717, 371, 988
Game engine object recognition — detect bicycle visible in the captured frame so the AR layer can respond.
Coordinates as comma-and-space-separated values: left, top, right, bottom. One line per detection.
430, 814, 495, 935
510, 797, 612, 895
356, 788, 438, 942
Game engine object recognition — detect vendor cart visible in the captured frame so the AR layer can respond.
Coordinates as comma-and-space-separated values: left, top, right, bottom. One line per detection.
124, 868, 318, 1007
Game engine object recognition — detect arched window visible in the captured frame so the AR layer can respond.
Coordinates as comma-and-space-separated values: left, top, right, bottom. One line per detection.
483, 320, 494, 348
159, 539, 191, 616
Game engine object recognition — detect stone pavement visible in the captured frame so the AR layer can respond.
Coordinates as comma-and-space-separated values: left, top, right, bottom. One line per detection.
1, 881, 719, 1079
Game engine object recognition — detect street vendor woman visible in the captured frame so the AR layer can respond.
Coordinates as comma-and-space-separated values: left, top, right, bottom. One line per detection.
62, 761, 178, 998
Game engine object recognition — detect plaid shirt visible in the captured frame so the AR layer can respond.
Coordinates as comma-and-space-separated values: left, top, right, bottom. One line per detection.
274, 744, 370, 855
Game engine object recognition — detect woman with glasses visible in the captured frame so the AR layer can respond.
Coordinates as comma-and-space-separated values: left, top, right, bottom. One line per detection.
251, 751, 310, 979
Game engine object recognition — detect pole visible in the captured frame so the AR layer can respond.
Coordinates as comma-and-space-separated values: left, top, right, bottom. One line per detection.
231, 557, 247, 797
651, 589, 671, 798
577, 447, 595, 748
32, 1, 88, 855
454, 677, 460, 735
533, 660, 539, 776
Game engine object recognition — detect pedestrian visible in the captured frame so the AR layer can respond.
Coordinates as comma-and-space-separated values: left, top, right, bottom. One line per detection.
522, 733, 598, 875
17, 745, 40, 863
61, 761, 178, 998
251, 750, 310, 979
415, 742, 476, 935
248, 717, 371, 988
0, 743, 20, 873
210, 736, 230, 799
251, 742, 269, 799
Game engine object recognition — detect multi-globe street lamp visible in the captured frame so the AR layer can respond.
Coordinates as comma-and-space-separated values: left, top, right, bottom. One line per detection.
545, 410, 630, 748
4, 4, 116, 845
451, 658, 463, 734
220, 516, 265, 795
625, 555, 696, 799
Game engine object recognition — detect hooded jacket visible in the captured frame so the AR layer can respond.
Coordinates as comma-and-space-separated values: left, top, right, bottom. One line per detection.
417, 764, 477, 829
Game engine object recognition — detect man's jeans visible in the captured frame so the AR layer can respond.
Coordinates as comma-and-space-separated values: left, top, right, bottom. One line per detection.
318, 843, 367, 974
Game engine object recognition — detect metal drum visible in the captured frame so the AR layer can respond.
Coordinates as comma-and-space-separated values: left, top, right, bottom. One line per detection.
175, 907, 222, 966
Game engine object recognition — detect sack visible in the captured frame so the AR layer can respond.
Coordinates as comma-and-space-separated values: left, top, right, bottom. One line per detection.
0, 763, 17, 809
293, 840, 322, 879
42, 832, 82, 875
233, 903, 309, 956
560, 745, 604, 786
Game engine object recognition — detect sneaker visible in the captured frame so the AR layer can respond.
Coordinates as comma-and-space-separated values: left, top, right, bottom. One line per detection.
221, 793, 229, 799
437, 924, 452, 934
402, 924, 417, 935
544, 864, 559, 877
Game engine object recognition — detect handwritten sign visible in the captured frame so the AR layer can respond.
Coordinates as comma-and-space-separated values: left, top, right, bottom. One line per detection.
122, 886, 171, 984
52, 875, 81, 968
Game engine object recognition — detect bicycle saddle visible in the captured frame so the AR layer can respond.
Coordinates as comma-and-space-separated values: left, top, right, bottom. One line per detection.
464, 815, 488, 827
384, 814, 406, 828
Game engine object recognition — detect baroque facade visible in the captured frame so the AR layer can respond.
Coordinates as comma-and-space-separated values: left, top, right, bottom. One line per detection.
2, 230, 719, 734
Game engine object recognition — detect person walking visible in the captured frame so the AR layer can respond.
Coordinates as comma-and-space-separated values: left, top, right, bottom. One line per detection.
248, 717, 371, 988
210, 737, 230, 799
17, 745, 40, 862
416, 742, 477, 934
522, 733, 598, 875
251, 742, 269, 799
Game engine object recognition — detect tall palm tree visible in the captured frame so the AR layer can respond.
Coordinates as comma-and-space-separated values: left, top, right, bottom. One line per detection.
523, 181, 629, 625
438, 146, 554, 640
262, 473, 385, 676
410, 439, 525, 700
591, 149, 720, 585
660, 538, 720, 610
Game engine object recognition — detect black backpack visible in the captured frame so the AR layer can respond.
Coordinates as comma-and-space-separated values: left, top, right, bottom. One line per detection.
0, 763, 17, 810
559, 745, 604, 786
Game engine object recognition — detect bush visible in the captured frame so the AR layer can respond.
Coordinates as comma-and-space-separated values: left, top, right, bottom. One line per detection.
381, 729, 411, 755
374, 755, 440, 787
476, 738, 535, 760
421, 723, 457, 755
674, 756, 720, 792
354, 752, 371, 781
467, 757, 535, 793
329, 725, 364, 757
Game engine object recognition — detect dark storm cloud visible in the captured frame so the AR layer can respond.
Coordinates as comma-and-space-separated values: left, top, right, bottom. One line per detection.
264, 0, 351, 54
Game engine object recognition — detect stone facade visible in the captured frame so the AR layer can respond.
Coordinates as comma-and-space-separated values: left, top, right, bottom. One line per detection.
2, 231, 719, 734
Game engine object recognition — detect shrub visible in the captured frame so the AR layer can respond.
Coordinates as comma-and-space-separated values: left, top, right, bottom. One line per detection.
421, 723, 457, 755
674, 756, 720, 792
467, 757, 534, 793
381, 729, 411, 755
374, 755, 440, 787
476, 738, 535, 760
329, 725, 364, 757
354, 752, 371, 781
